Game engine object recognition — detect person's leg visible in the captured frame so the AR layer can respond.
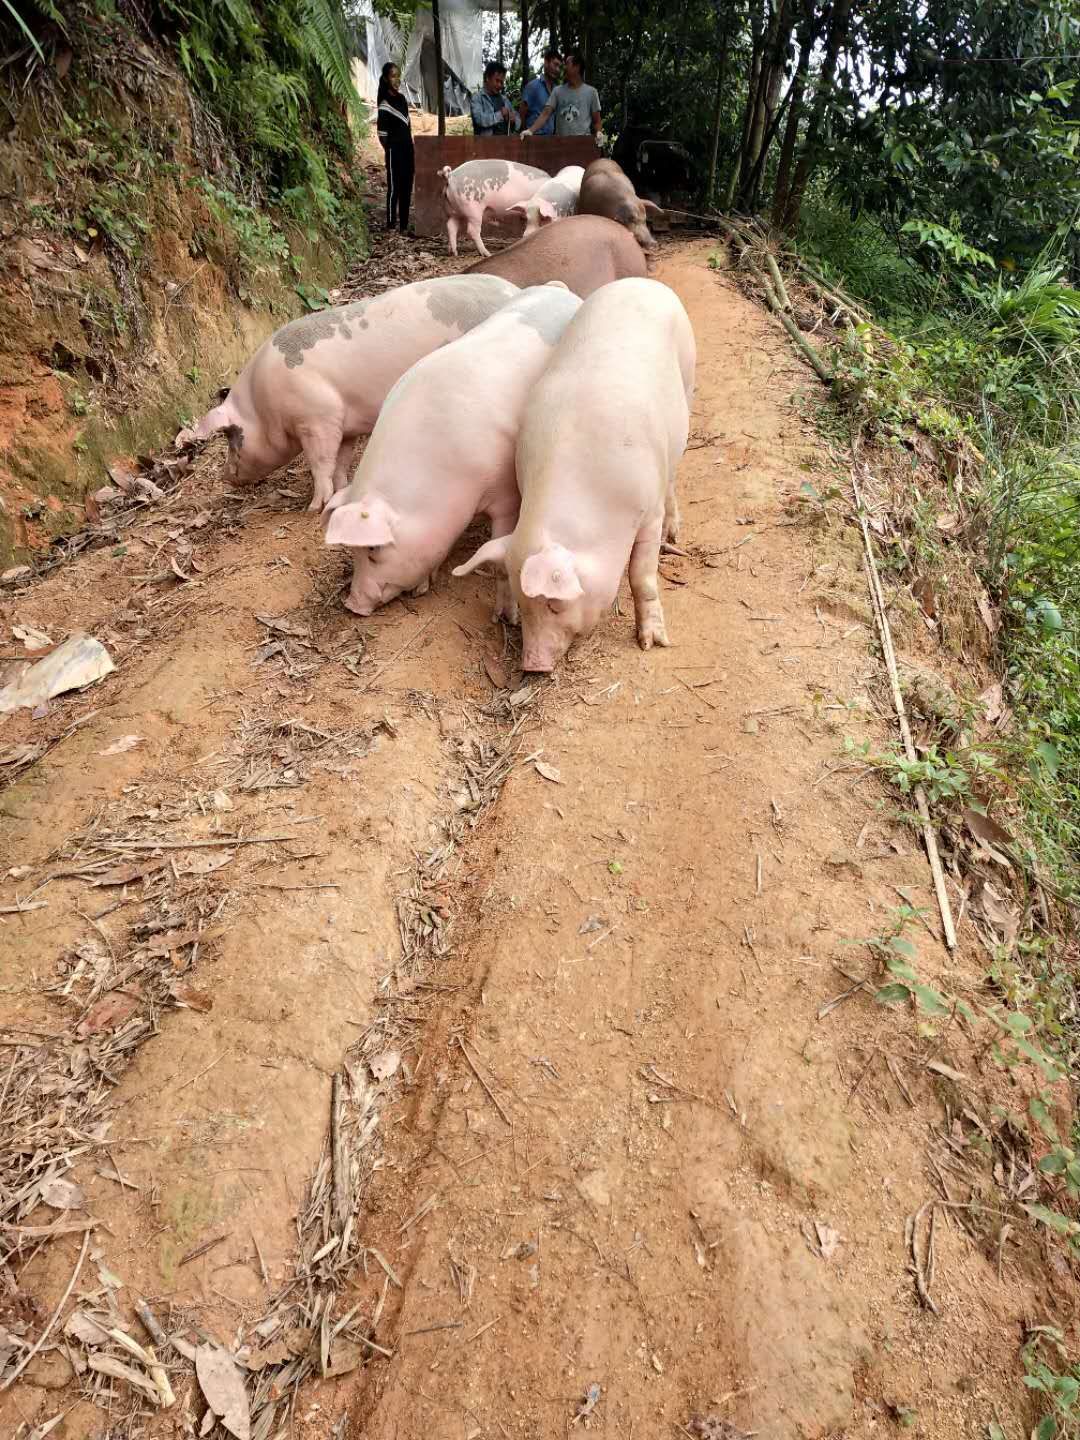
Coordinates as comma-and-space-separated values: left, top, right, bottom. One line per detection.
398, 147, 415, 233
385, 146, 397, 229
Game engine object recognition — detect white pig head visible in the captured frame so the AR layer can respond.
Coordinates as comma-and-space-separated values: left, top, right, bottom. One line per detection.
508, 197, 557, 239
323, 493, 414, 616
455, 538, 596, 672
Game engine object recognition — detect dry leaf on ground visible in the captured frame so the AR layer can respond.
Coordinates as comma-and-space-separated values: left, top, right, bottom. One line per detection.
195, 1343, 250, 1440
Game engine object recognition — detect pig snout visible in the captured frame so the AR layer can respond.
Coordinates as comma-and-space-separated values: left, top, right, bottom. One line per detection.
518, 602, 577, 673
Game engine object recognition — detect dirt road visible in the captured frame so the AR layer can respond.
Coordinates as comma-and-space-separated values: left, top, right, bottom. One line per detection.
0, 241, 1037, 1438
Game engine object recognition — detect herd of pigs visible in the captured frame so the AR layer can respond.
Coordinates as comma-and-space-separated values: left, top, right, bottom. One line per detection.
188, 156, 695, 672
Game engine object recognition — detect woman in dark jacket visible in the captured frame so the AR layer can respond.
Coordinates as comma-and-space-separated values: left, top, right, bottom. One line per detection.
377, 62, 414, 235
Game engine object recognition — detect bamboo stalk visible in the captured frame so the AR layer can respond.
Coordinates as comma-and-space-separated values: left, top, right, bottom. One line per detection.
754, 264, 833, 384
764, 252, 792, 311
852, 474, 958, 950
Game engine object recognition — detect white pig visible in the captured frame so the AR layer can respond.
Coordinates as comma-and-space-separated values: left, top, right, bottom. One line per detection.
507, 165, 586, 239
322, 283, 582, 618
453, 277, 695, 672
440, 159, 551, 257
186, 274, 519, 512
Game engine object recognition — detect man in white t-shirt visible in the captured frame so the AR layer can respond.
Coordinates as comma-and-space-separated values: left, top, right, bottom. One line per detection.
521, 49, 604, 146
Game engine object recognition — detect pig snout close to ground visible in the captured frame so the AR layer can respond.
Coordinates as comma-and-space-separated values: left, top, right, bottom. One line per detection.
453, 277, 696, 673
322, 282, 583, 619
440, 159, 551, 258
464, 214, 647, 299
185, 275, 520, 512
578, 157, 663, 253
507, 165, 585, 239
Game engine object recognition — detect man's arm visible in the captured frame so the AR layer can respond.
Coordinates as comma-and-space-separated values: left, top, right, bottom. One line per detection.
470, 92, 489, 134
521, 95, 555, 138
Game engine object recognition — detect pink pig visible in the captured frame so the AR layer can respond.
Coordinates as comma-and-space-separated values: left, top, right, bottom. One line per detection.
185, 274, 518, 511
440, 159, 551, 257
507, 165, 585, 239
322, 283, 582, 618
453, 278, 695, 672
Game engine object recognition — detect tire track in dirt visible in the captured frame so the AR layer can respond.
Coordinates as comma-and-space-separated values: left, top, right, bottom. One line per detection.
0, 241, 1036, 1439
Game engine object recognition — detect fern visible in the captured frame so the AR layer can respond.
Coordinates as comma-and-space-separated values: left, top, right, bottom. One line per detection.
299, 0, 366, 129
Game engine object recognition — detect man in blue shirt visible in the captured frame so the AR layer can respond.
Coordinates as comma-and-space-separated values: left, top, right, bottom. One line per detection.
518, 50, 562, 137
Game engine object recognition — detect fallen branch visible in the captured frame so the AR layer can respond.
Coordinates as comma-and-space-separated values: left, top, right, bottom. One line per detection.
754, 266, 833, 384
852, 472, 957, 950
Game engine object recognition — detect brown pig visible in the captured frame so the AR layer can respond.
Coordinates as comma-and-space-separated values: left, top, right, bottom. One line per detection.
577, 158, 662, 253
464, 214, 647, 299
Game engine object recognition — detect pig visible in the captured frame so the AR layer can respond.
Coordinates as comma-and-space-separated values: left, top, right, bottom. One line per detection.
322, 282, 582, 618
464, 214, 647, 299
186, 274, 519, 512
453, 277, 695, 672
577, 158, 663, 253
507, 165, 585, 239
440, 159, 551, 257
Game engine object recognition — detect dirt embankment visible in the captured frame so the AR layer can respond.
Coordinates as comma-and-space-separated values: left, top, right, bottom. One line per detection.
0, 28, 357, 570
0, 239, 1070, 1440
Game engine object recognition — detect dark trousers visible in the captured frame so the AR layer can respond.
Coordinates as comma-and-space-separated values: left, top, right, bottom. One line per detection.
385, 142, 414, 232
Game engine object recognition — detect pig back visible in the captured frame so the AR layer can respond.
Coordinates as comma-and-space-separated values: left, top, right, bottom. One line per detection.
518, 277, 694, 500
242, 273, 518, 419
577, 158, 636, 219
464, 215, 646, 298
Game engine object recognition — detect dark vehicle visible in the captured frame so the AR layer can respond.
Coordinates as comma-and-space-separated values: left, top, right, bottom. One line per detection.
612, 127, 694, 204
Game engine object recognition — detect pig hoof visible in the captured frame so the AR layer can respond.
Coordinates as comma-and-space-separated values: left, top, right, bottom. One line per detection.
637, 619, 670, 651
309, 492, 332, 513
409, 578, 431, 598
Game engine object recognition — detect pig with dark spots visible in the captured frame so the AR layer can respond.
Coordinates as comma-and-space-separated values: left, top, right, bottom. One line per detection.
186, 274, 519, 512
506, 165, 585, 238
440, 159, 550, 257
454, 278, 695, 672
578, 158, 663, 253
323, 283, 582, 618
464, 215, 647, 299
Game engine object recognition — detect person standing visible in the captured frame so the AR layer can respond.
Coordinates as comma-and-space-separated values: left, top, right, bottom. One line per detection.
376, 63, 414, 234
521, 48, 603, 144
470, 62, 520, 136
518, 49, 562, 136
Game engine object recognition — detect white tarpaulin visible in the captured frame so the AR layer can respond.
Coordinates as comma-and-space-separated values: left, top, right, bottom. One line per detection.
402, 1, 483, 113
349, 0, 484, 115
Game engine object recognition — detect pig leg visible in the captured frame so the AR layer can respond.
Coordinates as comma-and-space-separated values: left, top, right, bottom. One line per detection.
446, 215, 460, 257
628, 513, 669, 651
332, 438, 356, 495
467, 217, 492, 259
486, 501, 520, 625
663, 480, 681, 544
298, 419, 347, 512
409, 574, 432, 597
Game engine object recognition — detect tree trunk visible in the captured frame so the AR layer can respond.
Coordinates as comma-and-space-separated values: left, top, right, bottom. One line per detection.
728, 0, 764, 208
706, 1, 730, 207
432, 0, 445, 135
771, 0, 816, 227
782, 0, 853, 231
498, 0, 505, 65
738, 0, 793, 208
559, 0, 570, 51
520, 0, 530, 82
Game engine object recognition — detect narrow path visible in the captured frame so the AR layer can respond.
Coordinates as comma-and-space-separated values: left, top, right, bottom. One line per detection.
0, 242, 1033, 1440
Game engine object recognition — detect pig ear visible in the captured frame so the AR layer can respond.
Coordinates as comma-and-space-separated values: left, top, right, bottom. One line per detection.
641, 199, 665, 217
452, 535, 510, 578
519, 546, 583, 601
324, 498, 395, 549
538, 199, 557, 222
